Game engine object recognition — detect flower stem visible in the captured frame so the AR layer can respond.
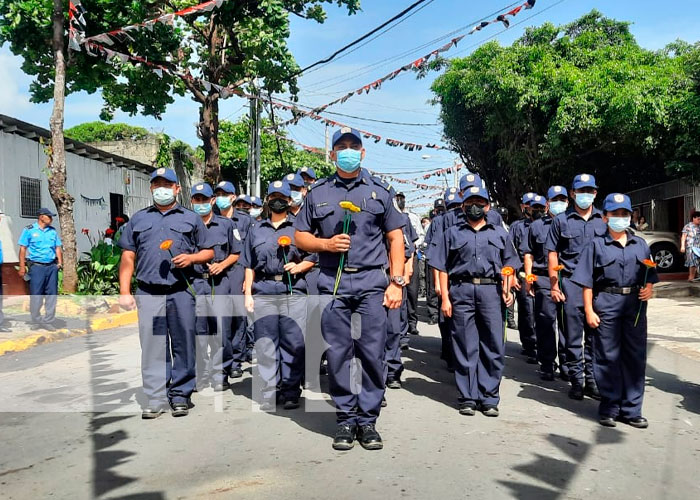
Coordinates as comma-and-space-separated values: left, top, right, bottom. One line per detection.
282, 250, 293, 295
168, 249, 197, 297
634, 268, 650, 327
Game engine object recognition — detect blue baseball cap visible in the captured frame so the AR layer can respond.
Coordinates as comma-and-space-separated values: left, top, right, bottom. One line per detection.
150, 167, 177, 183
434, 198, 446, 209
191, 182, 213, 198
443, 187, 458, 201
530, 195, 546, 207
572, 173, 598, 190
547, 185, 568, 200
444, 192, 463, 208
214, 181, 236, 194
459, 173, 482, 192
462, 185, 489, 202
37, 207, 57, 217
332, 127, 362, 147
250, 196, 263, 207
236, 194, 252, 205
267, 180, 291, 197
521, 192, 536, 205
298, 166, 317, 180
284, 172, 305, 188
603, 193, 632, 213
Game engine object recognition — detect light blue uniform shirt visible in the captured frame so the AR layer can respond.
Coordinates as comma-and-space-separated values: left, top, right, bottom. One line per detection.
18, 222, 62, 263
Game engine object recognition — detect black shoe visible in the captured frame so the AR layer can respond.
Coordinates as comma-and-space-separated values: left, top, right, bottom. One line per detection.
283, 398, 300, 410
141, 406, 165, 419
540, 371, 555, 382
357, 424, 383, 450
381, 396, 387, 407
507, 321, 518, 330
400, 344, 409, 351
584, 382, 601, 400
42, 323, 57, 331
386, 379, 402, 390
319, 363, 328, 376
230, 369, 243, 379
259, 399, 275, 412
559, 371, 570, 382
568, 383, 584, 400
428, 318, 437, 325
332, 424, 357, 451
30, 323, 43, 331
458, 402, 476, 416
446, 365, 455, 373
526, 356, 538, 365
599, 416, 617, 427
618, 416, 649, 429
212, 380, 230, 392
409, 328, 419, 336
171, 402, 189, 417
481, 405, 499, 417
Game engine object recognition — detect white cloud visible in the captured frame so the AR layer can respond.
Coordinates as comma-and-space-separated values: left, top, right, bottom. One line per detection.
0, 49, 32, 115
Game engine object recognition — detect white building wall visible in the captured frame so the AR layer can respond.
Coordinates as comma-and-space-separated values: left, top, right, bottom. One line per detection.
0, 131, 152, 263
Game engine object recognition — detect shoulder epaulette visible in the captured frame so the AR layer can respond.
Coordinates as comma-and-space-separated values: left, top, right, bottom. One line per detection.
308, 177, 329, 191
370, 175, 393, 193
25, 224, 34, 229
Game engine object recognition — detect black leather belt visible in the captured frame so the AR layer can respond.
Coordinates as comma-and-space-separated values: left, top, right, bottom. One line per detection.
449, 276, 498, 285
258, 273, 286, 282
533, 269, 549, 277
28, 260, 57, 266
138, 281, 189, 294
596, 286, 640, 295
560, 269, 573, 278
321, 265, 383, 274
193, 272, 211, 280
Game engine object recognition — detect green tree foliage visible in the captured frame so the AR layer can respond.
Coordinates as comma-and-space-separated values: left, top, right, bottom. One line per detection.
219, 118, 332, 193
65, 121, 150, 142
430, 10, 700, 211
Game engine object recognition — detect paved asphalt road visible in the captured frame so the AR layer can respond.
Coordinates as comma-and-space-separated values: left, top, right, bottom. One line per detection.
0, 299, 699, 499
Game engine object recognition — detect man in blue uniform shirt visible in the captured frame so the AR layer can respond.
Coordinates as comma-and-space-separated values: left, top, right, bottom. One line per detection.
118, 168, 214, 419
298, 166, 317, 186
285, 172, 307, 217
546, 173, 607, 400
18, 207, 63, 330
423, 198, 445, 325
295, 127, 405, 451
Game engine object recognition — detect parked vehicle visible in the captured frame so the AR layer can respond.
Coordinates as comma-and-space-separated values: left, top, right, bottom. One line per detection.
632, 229, 682, 272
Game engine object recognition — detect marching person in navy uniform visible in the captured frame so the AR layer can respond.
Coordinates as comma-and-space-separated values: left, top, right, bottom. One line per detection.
509, 193, 539, 363
249, 196, 263, 221
214, 181, 252, 378
571, 193, 657, 428
432, 185, 519, 417
285, 172, 307, 217
118, 168, 214, 419
295, 127, 405, 451
190, 182, 241, 392
522, 186, 569, 381
18, 207, 63, 330
423, 198, 446, 326
546, 174, 607, 400
242, 180, 315, 410
298, 166, 317, 186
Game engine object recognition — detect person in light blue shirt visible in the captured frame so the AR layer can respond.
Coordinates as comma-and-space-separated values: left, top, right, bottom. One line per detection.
18, 208, 63, 330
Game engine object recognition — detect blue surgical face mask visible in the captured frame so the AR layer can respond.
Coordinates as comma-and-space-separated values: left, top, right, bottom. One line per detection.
549, 201, 568, 216
193, 203, 212, 216
216, 196, 232, 210
152, 187, 175, 206
575, 193, 595, 209
607, 216, 631, 233
335, 149, 362, 173
249, 208, 263, 219
290, 190, 303, 206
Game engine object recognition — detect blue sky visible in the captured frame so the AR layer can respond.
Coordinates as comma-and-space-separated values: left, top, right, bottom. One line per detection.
1, 0, 699, 207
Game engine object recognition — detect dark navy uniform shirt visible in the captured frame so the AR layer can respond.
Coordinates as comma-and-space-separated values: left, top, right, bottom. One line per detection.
194, 215, 240, 274
399, 212, 418, 259
229, 210, 253, 247
18, 222, 62, 263
118, 204, 212, 286
294, 168, 405, 270
431, 219, 521, 277
545, 208, 607, 272
521, 215, 553, 274
509, 217, 531, 259
571, 233, 659, 290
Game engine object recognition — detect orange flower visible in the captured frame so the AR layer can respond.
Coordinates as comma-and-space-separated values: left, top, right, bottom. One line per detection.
278, 235, 292, 247
642, 259, 657, 268
501, 266, 515, 277
160, 239, 173, 251
526, 274, 537, 284
553, 264, 565, 272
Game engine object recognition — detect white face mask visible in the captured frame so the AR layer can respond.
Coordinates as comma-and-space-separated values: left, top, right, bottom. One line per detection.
153, 187, 175, 206
290, 190, 303, 207
249, 208, 263, 218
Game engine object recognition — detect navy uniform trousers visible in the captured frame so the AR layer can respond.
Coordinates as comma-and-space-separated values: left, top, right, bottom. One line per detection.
385, 286, 407, 383
515, 281, 537, 354
28, 261, 58, 324
194, 275, 233, 386
449, 282, 505, 406
560, 277, 595, 385
229, 263, 249, 372
251, 279, 306, 402
533, 276, 566, 374
593, 292, 647, 419
319, 267, 388, 426
136, 283, 196, 406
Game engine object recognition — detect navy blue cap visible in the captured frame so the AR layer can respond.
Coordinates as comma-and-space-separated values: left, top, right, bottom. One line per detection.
443, 187, 458, 201
37, 207, 57, 217
250, 196, 263, 207
434, 199, 446, 209
459, 173, 482, 192
547, 185, 568, 200
603, 193, 632, 212
191, 182, 213, 198
214, 181, 236, 195
521, 192, 536, 205
284, 172, 305, 188
332, 127, 362, 147
236, 194, 252, 205
572, 173, 598, 190
267, 180, 291, 197
298, 166, 317, 180
444, 192, 463, 208
530, 195, 546, 207
462, 185, 489, 202
150, 167, 177, 183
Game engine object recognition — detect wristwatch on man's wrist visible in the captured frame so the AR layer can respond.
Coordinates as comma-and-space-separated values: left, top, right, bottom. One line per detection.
390, 276, 406, 287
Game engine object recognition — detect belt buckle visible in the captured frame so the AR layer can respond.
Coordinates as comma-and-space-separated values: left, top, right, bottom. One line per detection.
344, 267, 358, 273
202, 273, 210, 280
274, 275, 283, 282
473, 278, 482, 285
621, 287, 632, 295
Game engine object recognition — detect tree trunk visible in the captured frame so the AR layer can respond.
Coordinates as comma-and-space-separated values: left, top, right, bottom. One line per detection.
48, 0, 78, 293
200, 95, 221, 185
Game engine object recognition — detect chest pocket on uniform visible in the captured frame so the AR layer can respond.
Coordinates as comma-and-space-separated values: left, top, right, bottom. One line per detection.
211, 238, 229, 262
486, 234, 505, 273
314, 205, 338, 236
594, 247, 618, 282
132, 222, 153, 247
170, 222, 195, 254
356, 200, 384, 236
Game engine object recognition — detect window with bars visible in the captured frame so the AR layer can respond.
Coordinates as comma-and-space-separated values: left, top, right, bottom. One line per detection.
20, 176, 42, 218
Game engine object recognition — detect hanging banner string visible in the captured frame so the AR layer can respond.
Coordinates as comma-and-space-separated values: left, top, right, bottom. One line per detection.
68, 1, 88, 51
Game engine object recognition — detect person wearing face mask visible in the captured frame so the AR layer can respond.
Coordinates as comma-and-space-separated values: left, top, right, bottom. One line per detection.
571, 194, 657, 429
249, 197, 264, 221
242, 180, 316, 411
545, 173, 607, 401
522, 187, 569, 382
214, 181, 252, 379
118, 168, 215, 418
431, 185, 520, 417
394, 192, 424, 338
18, 207, 63, 331
285, 172, 307, 217
424, 198, 446, 327
294, 127, 405, 451
508, 193, 540, 364
190, 183, 241, 392
234, 194, 253, 215
298, 166, 317, 187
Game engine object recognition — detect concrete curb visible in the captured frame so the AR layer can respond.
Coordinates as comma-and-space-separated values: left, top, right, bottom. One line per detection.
0, 310, 138, 356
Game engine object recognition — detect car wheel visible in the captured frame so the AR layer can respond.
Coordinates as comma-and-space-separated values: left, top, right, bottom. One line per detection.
650, 243, 679, 272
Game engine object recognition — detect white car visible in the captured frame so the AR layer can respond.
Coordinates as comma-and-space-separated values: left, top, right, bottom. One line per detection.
631, 229, 682, 272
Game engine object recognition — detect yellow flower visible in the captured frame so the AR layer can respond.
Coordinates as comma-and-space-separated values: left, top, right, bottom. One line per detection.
339, 201, 361, 213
